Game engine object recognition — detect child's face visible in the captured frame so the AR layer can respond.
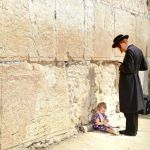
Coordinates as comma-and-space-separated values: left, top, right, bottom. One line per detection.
99, 107, 106, 113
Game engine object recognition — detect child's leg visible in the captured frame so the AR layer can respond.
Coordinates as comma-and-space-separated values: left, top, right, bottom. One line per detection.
106, 128, 118, 135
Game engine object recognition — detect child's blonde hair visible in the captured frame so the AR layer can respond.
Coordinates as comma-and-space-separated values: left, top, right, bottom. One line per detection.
97, 102, 107, 110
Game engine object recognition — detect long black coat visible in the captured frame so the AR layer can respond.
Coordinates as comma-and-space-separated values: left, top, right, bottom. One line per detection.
119, 44, 148, 113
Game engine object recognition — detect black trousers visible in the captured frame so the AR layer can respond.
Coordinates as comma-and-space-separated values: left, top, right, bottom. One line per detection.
124, 113, 138, 134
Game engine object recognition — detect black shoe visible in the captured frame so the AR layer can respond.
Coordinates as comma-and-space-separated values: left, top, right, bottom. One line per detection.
119, 130, 137, 136
123, 132, 137, 136
119, 130, 127, 134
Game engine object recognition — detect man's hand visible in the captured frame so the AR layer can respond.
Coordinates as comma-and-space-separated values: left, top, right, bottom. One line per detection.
114, 61, 122, 67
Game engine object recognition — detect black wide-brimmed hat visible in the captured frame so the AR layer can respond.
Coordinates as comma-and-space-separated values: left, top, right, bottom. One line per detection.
112, 34, 129, 48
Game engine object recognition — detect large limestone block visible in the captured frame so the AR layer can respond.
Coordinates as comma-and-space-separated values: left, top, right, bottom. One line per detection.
114, 10, 136, 57
0, 3, 3, 58
100, 0, 112, 4
56, 0, 84, 60
93, 63, 119, 115
1, 62, 70, 149
84, 0, 95, 60
84, 0, 115, 60
1, 0, 32, 59
1, 0, 56, 61
112, 0, 148, 14
93, 3, 114, 58
28, 0, 56, 61
66, 64, 91, 125
135, 17, 150, 53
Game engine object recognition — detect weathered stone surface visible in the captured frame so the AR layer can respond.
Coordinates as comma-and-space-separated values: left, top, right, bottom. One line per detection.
1, 0, 149, 61
1, 0, 56, 61
1, 61, 119, 149
135, 17, 150, 53
66, 62, 119, 125
1, 0, 32, 59
1, 62, 70, 149
66, 63, 91, 125
84, 0, 95, 60
93, 3, 114, 58
56, 0, 84, 60
114, 10, 136, 57
111, 0, 148, 14
27, 0, 56, 61
92, 63, 119, 115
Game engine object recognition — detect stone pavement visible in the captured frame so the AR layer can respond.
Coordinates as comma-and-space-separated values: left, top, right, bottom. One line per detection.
49, 115, 150, 150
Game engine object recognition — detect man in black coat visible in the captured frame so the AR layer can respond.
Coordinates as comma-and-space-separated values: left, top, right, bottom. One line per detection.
112, 34, 148, 136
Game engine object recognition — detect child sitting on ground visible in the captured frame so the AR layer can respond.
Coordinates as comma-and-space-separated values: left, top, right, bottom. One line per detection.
92, 102, 118, 135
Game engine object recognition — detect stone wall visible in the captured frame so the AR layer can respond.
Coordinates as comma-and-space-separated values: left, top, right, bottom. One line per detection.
1, 0, 150, 60
0, 0, 150, 149
1, 61, 119, 150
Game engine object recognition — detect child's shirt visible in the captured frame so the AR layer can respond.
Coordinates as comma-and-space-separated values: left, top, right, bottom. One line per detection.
92, 112, 109, 129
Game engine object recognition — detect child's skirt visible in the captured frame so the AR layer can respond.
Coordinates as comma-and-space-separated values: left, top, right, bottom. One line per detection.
93, 125, 111, 132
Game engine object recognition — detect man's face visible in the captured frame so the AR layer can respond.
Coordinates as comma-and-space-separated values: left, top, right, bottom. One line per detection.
118, 39, 128, 53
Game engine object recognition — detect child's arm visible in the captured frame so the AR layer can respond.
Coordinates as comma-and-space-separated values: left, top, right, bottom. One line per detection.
95, 118, 105, 125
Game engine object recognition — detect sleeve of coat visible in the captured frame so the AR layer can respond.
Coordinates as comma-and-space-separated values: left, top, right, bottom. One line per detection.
119, 50, 134, 74
140, 54, 148, 71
